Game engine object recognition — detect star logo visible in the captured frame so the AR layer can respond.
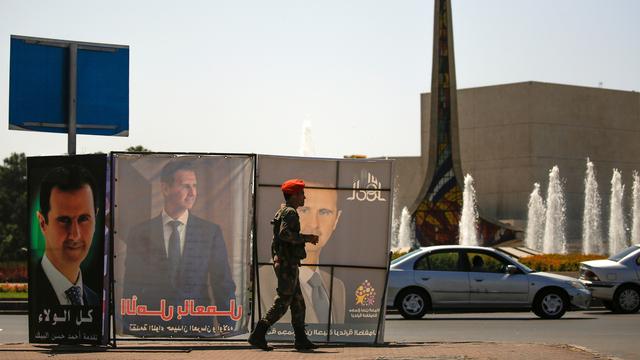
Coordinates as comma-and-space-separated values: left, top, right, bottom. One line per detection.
354, 280, 376, 306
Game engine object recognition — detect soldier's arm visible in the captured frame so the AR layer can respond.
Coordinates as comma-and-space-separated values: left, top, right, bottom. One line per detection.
278, 210, 305, 244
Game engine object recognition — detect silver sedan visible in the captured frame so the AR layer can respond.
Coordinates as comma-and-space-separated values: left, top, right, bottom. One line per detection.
579, 244, 640, 313
387, 245, 591, 319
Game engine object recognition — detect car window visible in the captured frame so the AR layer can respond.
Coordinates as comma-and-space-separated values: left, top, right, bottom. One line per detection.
414, 255, 429, 270
609, 245, 640, 262
466, 251, 508, 273
391, 249, 421, 265
636, 255, 640, 266
426, 251, 460, 272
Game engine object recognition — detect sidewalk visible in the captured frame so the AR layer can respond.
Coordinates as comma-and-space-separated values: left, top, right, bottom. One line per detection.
0, 341, 615, 360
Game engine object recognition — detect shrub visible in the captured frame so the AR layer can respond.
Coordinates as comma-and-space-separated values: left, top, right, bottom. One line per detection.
519, 254, 606, 272
391, 250, 408, 261
0, 282, 28, 293
0, 261, 27, 282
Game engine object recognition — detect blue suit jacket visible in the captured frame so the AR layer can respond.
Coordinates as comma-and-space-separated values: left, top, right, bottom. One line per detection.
122, 213, 236, 333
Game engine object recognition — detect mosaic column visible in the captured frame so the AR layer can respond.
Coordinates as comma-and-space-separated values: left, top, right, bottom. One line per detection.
413, 0, 515, 246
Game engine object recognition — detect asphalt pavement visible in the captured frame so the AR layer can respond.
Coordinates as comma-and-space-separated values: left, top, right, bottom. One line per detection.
385, 310, 638, 360
0, 311, 634, 359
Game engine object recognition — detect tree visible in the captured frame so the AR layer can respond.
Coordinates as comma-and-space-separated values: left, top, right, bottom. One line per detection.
126, 145, 151, 152
0, 153, 27, 261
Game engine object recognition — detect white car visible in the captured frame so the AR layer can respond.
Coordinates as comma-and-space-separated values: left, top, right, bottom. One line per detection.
579, 244, 640, 313
387, 246, 591, 319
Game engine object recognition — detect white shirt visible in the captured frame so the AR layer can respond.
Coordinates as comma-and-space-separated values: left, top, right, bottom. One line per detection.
161, 209, 189, 257
299, 266, 315, 301
299, 266, 333, 322
41, 254, 84, 305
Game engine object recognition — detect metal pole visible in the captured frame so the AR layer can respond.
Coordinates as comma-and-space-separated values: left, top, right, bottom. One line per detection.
109, 154, 118, 347
252, 155, 260, 329
326, 266, 334, 343
374, 251, 393, 345
68, 43, 78, 155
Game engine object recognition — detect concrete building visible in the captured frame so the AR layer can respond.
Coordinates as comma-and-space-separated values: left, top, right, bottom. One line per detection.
393, 81, 640, 250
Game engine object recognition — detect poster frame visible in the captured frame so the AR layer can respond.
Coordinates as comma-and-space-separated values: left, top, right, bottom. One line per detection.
253, 155, 394, 345
109, 151, 256, 343
27, 154, 110, 345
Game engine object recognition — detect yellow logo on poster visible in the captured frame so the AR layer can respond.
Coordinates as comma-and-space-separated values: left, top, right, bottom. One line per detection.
355, 280, 376, 306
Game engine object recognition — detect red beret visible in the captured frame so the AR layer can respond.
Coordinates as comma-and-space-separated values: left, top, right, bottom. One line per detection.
281, 179, 305, 195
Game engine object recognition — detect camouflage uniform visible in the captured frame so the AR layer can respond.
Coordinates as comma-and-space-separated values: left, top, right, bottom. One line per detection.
263, 205, 307, 327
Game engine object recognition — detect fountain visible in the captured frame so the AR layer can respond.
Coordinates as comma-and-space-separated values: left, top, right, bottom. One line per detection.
299, 119, 315, 156
542, 166, 567, 254
459, 174, 479, 246
397, 207, 414, 250
582, 159, 603, 254
608, 169, 627, 255
631, 172, 640, 245
525, 183, 545, 252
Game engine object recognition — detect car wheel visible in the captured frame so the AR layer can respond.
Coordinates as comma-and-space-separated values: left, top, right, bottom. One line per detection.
533, 288, 568, 319
396, 288, 430, 320
612, 285, 640, 314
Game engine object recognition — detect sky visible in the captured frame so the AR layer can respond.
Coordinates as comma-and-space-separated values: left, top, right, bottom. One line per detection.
0, 0, 638, 160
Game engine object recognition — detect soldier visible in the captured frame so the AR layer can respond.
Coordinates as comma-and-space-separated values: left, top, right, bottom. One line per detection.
249, 179, 320, 351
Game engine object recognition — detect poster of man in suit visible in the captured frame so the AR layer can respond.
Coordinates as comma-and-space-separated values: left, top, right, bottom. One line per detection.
113, 154, 253, 338
28, 155, 109, 345
256, 156, 392, 344
259, 185, 346, 324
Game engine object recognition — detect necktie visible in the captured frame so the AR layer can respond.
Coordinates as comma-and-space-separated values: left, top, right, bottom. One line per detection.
65, 285, 83, 305
308, 272, 330, 323
168, 220, 182, 284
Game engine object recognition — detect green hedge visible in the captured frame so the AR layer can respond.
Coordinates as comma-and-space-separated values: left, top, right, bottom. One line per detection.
519, 254, 606, 272
392, 250, 607, 272
391, 250, 408, 261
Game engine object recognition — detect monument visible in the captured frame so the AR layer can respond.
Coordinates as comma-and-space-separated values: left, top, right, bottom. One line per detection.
411, 0, 516, 246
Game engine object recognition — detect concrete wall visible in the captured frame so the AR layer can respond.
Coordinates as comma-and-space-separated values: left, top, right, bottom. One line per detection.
391, 81, 640, 248
392, 93, 430, 222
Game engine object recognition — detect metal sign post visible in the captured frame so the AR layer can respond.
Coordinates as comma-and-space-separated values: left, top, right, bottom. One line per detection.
68, 43, 78, 155
9, 35, 130, 154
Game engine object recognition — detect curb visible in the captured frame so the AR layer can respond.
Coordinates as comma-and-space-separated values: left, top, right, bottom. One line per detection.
0, 341, 617, 360
567, 343, 624, 360
0, 300, 27, 314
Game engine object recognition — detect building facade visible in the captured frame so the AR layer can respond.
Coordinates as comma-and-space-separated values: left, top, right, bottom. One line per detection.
393, 81, 640, 249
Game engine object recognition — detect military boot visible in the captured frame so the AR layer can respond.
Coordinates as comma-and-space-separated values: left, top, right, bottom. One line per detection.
248, 320, 273, 351
294, 325, 319, 351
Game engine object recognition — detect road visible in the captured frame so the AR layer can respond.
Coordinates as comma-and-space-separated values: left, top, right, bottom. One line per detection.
0, 314, 25, 344
385, 310, 638, 360
1, 310, 638, 359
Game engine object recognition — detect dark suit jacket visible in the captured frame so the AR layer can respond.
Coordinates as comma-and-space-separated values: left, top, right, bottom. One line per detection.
32, 260, 99, 307
122, 213, 236, 332
258, 265, 345, 324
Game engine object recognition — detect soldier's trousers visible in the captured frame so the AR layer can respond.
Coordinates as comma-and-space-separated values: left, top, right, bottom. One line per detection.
263, 261, 306, 327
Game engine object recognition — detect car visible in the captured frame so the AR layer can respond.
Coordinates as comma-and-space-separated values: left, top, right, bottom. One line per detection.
579, 244, 640, 313
387, 245, 591, 319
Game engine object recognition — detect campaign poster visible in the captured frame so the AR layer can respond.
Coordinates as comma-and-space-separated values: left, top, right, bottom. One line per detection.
27, 155, 109, 344
256, 155, 393, 344
113, 154, 253, 338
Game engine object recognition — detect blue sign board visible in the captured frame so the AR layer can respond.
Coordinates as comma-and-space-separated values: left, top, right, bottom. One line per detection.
9, 35, 129, 136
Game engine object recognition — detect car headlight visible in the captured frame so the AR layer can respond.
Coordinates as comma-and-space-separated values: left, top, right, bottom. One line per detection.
569, 281, 587, 290
579, 267, 600, 281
